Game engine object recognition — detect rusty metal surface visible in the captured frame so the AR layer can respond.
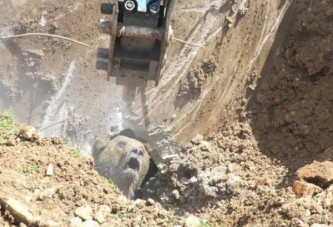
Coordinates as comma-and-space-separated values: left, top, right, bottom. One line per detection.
116, 24, 163, 40
97, 0, 175, 86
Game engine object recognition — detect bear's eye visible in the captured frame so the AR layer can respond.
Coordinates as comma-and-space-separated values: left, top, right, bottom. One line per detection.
118, 141, 126, 148
139, 147, 145, 156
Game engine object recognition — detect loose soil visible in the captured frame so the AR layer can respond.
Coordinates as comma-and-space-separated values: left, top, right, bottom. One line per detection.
1, 0, 333, 226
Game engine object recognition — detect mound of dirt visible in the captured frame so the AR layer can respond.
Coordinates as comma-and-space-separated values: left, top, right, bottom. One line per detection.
251, 0, 333, 169
0, 119, 182, 226
1, 0, 333, 226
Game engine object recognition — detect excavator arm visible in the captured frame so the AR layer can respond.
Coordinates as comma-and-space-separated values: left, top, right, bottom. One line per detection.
96, 0, 175, 86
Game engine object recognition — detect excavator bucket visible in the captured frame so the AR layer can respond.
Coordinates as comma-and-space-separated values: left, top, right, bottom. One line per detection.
96, 0, 174, 86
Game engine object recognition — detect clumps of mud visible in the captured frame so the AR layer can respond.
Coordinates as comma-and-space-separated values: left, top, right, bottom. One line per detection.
251, 0, 333, 168
142, 121, 254, 208
0, 123, 182, 226
177, 57, 217, 99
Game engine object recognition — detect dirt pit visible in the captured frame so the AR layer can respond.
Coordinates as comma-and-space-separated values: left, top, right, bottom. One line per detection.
1, 0, 333, 226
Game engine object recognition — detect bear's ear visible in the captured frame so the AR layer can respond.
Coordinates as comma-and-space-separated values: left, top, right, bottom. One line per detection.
143, 142, 153, 156
92, 138, 109, 160
118, 129, 136, 139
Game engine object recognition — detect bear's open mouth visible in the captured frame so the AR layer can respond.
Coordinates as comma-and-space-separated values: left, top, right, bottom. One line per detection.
127, 157, 140, 171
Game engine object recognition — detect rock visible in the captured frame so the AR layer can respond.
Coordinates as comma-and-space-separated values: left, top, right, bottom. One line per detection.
82, 220, 100, 227
184, 215, 201, 227
19, 126, 38, 141
226, 174, 242, 194
94, 205, 111, 224
226, 163, 234, 173
146, 198, 155, 206
291, 218, 306, 227
36, 187, 58, 200
202, 184, 218, 197
46, 164, 54, 176
189, 176, 198, 183
191, 134, 203, 145
0, 197, 36, 225
310, 224, 331, 227
209, 166, 228, 185
6, 139, 15, 146
292, 180, 322, 197
134, 199, 145, 208
304, 209, 311, 217
199, 141, 211, 151
27, 49, 44, 58
323, 197, 331, 209
69, 217, 83, 227
172, 189, 180, 200
46, 220, 60, 226
101, 223, 114, 227
74, 205, 93, 221
296, 161, 333, 188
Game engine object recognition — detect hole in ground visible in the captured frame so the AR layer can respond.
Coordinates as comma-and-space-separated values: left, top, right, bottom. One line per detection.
99, 128, 159, 199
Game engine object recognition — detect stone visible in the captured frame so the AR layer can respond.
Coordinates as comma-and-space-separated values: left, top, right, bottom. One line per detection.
310, 224, 331, 227
36, 187, 58, 200
226, 174, 242, 193
94, 205, 111, 224
82, 220, 100, 227
74, 205, 93, 221
101, 223, 115, 227
146, 198, 155, 206
69, 217, 83, 227
19, 126, 38, 141
209, 166, 228, 185
0, 197, 36, 225
202, 184, 218, 197
191, 134, 203, 145
46, 220, 60, 226
200, 141, 211, 151
304, 209, 311, 217
6, 139, 15, 146
46, 164, 54, 176
291, 218, 306, 227
184, 215, 201, 227
172, 189, 180, 200
134, 199, 145, 205
292, 180, 322, 197
296, 161, 333, 188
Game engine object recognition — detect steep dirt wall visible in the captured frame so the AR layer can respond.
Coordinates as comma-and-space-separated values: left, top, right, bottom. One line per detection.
129, 0, 294, 144
0, 0, 293, 159
250, 0, 333, 170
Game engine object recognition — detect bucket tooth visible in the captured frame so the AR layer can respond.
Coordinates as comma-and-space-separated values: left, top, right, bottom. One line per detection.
97, 48, 109, 59
97, 0, 175, 86
99, 20, 113, 34
101, 3, 114, 15
96, 58, 108, 71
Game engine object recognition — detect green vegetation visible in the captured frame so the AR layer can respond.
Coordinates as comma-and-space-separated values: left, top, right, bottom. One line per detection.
73, 149, 82, 158
0, 113, 17, 139
21, 164, 40, 191
108, 178, 114, 185
114, 211, 128, 219
199, 219, 211, 227
21, 164, 40, 176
